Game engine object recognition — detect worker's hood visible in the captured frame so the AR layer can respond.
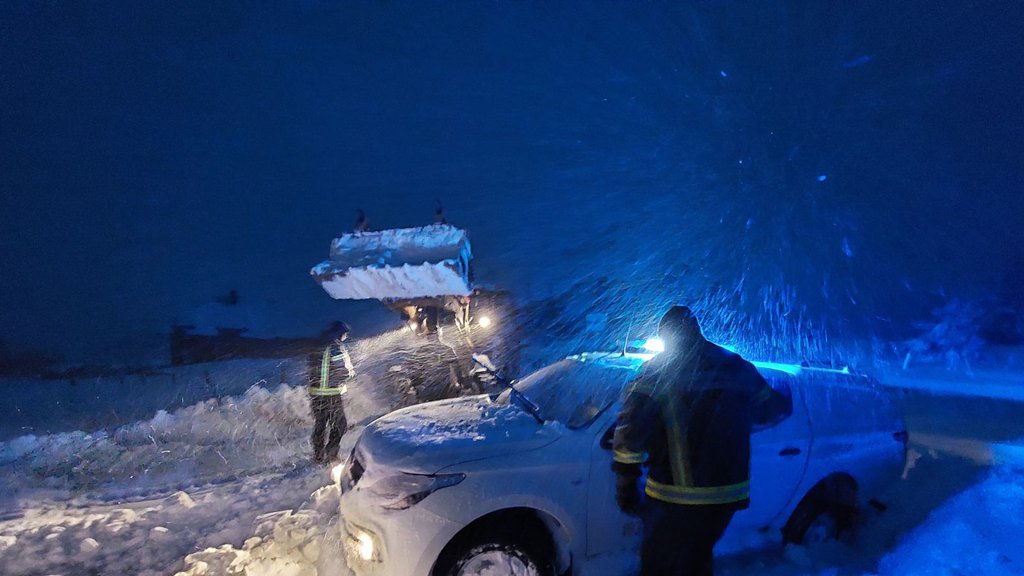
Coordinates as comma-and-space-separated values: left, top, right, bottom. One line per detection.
355, 394, 563, 475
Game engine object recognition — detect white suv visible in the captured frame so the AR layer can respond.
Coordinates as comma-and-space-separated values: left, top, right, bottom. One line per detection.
337, 352, 907, 576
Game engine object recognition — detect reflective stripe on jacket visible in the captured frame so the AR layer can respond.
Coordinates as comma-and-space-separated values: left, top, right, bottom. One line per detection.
308, 342, 353, 397
612, 340, 773, 508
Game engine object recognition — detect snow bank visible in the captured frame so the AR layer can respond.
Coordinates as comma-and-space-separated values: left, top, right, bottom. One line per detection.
1, 358, 305, 441
717, 437, 1024, 576
175, 484, 349, 576
0, 333, 428, 576
0, 383, 313, 497
876, 463, 1024, 575
0, 472, 333, 576
310, 225, 472, 300
0, 377, 320, 574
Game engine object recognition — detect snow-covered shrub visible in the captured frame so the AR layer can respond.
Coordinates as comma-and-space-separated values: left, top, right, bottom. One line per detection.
902, 298, 987, 372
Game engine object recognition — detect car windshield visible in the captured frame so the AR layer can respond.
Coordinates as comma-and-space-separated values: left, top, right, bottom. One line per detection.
497, 357, 638, 429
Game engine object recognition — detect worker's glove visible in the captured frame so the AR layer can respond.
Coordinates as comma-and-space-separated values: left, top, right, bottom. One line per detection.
612, 462, 643, 517
616, 479, 642, 517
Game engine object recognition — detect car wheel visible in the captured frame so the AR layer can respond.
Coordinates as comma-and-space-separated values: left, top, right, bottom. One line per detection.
801, 513, 839, 545
784, 498, 850, 545
434, 524, 555, 576
447, 542, 544, 576
783, 477, 858, 545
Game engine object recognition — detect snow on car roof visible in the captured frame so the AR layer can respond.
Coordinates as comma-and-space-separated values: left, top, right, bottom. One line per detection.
570, 350, 860, 380
567, 351, 649, 371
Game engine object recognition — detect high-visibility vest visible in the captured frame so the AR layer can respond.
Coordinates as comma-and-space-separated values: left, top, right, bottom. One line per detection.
309, 343, 353, 397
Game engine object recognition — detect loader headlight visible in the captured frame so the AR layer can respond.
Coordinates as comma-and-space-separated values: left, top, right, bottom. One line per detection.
369, 472, 466, 510
478, 315, 493, 328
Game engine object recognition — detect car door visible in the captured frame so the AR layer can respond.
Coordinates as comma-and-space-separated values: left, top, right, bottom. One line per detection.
584, 372, 810, 553
585, 409, 642, 559
731, 372, 812, 530
798, 372, 907, 499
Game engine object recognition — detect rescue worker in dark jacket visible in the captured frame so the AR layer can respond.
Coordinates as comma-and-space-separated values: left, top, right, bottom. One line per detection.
613, 306, 783, 575
308, 322, 354, 465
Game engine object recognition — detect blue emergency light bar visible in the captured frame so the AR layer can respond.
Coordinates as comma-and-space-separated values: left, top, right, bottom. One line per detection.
622, 336, 850, 378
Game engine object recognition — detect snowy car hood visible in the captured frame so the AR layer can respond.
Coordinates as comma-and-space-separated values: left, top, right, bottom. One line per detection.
356, 394, 563, 474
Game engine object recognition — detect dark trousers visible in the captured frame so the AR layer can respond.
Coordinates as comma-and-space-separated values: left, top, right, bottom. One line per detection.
310, 395, 347, 463
640, 500, 736, 576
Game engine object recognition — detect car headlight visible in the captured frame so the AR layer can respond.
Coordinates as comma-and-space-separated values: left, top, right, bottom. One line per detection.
344, 524, 379, 563
355, 530, 375, 561
368, 472, 466, 510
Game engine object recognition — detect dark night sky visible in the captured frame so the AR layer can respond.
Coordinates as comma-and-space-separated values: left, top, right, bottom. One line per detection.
2, 1, 1022, 362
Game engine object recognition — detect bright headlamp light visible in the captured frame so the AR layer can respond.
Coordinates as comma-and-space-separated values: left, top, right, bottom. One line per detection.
369, 472, 466, 510
345, 524, 379, 563
642, 337, 665, 352
355, 531, 375, 561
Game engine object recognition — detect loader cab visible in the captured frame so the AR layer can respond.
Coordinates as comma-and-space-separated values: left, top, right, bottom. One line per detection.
379, 289, 520, 404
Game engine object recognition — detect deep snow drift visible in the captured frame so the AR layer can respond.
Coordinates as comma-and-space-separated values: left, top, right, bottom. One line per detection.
2, 333, 1023, 575
0, 331, 413, 576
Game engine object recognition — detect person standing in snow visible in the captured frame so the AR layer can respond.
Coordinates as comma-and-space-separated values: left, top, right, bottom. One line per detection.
308, 322, 354, 465
354, 209, 369, 233
612, 306, 784, 575
433, 199, 448, 225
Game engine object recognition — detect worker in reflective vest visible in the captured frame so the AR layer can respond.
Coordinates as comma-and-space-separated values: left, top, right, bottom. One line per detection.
308, 322, 354, 465
613, 306, 783, 575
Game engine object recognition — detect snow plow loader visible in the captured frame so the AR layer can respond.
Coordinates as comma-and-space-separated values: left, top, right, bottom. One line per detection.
311, 224, 517, 405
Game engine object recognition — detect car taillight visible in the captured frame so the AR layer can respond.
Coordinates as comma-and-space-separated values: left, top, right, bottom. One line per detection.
893, 430, 909, 446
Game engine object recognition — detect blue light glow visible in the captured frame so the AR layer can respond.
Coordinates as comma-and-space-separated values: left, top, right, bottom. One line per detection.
717, 342, 738, 353
643, 338, 665, 352
751, 361, 803, 376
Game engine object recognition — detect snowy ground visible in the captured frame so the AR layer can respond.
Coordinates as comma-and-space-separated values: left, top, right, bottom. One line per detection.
1, 337, 1023, 576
